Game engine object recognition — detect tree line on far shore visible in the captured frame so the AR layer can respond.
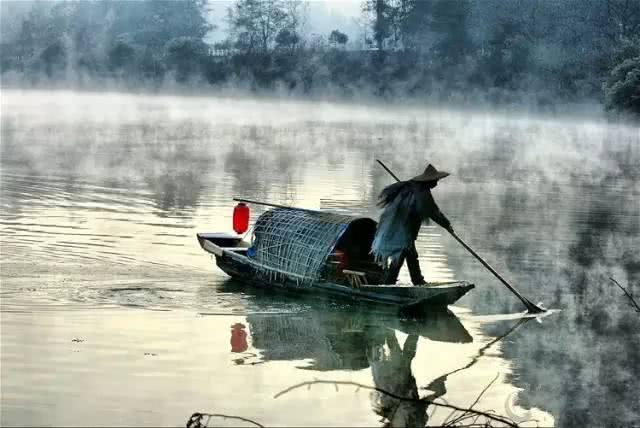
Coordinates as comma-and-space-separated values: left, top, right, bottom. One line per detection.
1, 0, 638, 115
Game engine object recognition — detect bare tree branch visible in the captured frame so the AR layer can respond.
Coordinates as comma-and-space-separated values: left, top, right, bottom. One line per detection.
610, 277, 640, 313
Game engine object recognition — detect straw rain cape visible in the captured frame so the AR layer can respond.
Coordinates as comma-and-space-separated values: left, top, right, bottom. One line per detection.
371, 181, 427, 265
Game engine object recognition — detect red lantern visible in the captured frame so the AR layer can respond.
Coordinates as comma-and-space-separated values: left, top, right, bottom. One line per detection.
233, 202, 250, 234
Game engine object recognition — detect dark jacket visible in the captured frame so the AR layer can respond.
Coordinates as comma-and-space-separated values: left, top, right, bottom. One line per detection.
411, 182, 451, 235
372, 180, 451, 284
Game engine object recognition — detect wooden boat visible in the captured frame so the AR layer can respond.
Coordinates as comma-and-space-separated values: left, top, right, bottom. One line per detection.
197, 207, 473, 315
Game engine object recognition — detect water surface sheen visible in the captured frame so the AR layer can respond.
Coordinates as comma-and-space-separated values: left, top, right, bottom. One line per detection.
1, 90, 639, 427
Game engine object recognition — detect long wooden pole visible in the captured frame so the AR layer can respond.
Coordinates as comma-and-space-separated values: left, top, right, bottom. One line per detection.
233, 197, 305, 211
448, 231, 544, 313
376, 159, 401, 181
375, 159, 545, 314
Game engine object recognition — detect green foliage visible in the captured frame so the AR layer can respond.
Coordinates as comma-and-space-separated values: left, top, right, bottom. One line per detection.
164, 37, 209, 82
371, 0, 392, 50
227, 0, 290, 53
38, 41, 66, 77
478, 21, 531, 89
430, 0, 471, 66
329, 30, 348, 47
107, 0, 212, 49
604, 56, 640, 115
275, 29, 300, 53
108, 42, 136, 71
395, 0, 430, 51
0, 0, 212, 81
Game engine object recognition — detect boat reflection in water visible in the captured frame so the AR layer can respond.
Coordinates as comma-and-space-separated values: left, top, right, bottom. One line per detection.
220, 279, 499, 427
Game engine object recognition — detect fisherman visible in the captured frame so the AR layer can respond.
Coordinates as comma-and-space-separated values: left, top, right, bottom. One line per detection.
371, 164, 453, 285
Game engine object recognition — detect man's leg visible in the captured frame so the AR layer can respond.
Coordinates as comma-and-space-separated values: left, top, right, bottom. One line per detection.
406, 244, 426, 285
383, 252, 406, 284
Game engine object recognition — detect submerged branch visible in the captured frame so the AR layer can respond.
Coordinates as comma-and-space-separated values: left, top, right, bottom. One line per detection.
610, 277, 640, 313
274, 379, 412, 401
274, 379, 521, 427
187, 412, 264, 428
443, 373, 500, 426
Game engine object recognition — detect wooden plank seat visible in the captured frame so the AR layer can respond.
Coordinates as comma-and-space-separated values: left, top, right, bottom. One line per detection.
342, 269, 367, 288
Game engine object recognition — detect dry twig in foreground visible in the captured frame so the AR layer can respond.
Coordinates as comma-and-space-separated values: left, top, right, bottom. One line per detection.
188, 376, 527, 427
187, 412, 264, 428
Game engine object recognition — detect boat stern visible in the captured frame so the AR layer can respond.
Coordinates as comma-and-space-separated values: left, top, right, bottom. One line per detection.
197, 233, 245, 251
400, 281, 475, 316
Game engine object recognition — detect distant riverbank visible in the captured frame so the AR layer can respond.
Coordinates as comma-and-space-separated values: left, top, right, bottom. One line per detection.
2, 1, 639, 116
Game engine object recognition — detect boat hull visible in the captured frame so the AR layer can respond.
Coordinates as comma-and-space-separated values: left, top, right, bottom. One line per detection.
197, 232, 474, 315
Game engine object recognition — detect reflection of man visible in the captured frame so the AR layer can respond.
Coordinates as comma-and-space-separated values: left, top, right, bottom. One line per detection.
367, 330, 427, 427
372, 164, 453, 285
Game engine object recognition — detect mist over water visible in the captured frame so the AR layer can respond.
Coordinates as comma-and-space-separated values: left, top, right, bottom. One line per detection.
1, 89, 639, 426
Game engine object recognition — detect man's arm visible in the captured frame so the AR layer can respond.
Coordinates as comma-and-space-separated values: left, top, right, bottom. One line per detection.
425, 190, 453, 231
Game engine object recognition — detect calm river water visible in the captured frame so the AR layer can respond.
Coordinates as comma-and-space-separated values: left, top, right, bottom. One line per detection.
1, 90, 639, 427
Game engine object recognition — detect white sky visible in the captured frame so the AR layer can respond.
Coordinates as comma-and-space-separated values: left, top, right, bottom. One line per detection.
318, 0, 362, 16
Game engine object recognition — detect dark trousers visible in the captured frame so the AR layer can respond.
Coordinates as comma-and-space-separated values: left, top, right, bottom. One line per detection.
384, 244, 425, 285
